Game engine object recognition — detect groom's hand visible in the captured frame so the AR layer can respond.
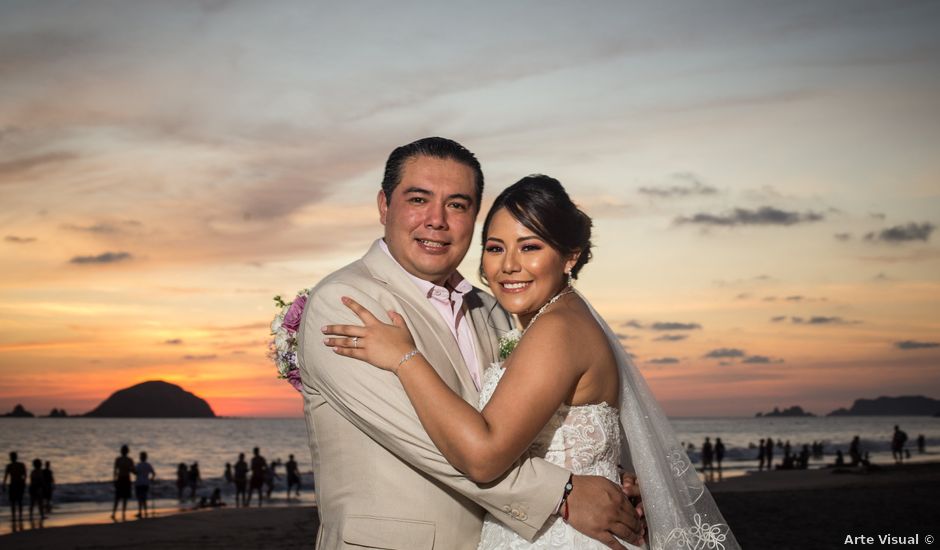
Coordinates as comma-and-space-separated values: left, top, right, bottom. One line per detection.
566, 475, 645, 548
620, 472, 644, 519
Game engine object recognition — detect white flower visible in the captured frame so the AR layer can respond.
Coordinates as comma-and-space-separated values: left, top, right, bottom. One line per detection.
498, 329, 522, 360
271, 312, 284, 333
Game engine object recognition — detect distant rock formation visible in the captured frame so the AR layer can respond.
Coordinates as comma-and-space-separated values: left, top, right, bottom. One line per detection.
828, 395, 940, 416
756, 405, 815, 417
3, 404, 35, 417
85, 381, 215, 418
46, 408, 68, 417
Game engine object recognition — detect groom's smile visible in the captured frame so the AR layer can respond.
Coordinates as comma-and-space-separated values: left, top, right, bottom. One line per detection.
378, 155, 478, 285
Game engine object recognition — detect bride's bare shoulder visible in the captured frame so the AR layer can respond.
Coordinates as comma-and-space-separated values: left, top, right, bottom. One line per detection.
518, 299, 608, 356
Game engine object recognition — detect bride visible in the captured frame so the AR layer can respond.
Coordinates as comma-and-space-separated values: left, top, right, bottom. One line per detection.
323, 175, 738, 550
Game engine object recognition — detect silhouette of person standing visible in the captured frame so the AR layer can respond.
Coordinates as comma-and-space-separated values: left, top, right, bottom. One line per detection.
849, 436, 861, 466
111, 444, 134, 520
134, 451, 156, 518
234, 453, 248, 507
265, 458, 280, 499
757, 438, 766, 471
176, 463, 188, 501
188, 462, 201, 500
917, 434, 926, 454
247, 447, 267, 507
892, 425, 908, 464
28, 458, 45, 522
764, 437, 775, 470
701, 437, 714, 481
41, 461, 54, 514
286, 454, 301, 498
714, 438, 726, 480
3, 452, 27, 525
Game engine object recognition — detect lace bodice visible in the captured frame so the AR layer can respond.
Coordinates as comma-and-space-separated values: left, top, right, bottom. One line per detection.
477, 363, 637, 549
478, 363, 622, 481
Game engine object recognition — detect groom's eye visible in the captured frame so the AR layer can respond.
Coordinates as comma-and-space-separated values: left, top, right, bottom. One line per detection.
448, 201, 469, 211
408, 197, 427, 204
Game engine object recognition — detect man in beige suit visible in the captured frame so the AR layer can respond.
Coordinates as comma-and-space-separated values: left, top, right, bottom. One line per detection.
298, 137, 642, 549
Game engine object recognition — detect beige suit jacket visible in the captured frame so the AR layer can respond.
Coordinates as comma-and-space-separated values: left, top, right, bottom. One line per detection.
298, 240, 570, 549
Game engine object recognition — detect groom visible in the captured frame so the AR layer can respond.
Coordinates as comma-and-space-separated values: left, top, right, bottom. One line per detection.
298, 137, 642, 549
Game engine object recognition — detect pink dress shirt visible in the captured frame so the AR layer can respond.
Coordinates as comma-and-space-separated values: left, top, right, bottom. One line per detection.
379, 240, 483, 390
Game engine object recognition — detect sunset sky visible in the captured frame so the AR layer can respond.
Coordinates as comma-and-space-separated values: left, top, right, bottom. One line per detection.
2, 1, 938, 417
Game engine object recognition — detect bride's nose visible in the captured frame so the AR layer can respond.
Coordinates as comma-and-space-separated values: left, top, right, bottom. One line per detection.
501, 250, 521, 273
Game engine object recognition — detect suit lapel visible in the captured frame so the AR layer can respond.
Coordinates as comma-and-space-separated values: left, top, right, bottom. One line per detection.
362, 242, 479, 402
466, 290, 499, 371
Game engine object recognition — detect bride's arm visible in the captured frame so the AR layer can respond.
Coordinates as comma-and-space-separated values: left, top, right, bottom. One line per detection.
324, 296, 585, 483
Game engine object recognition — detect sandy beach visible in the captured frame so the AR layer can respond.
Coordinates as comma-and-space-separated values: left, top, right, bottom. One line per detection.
3, 462, 938, 549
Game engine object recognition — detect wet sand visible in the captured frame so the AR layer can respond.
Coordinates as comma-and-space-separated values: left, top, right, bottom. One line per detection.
3, 462, 938, 549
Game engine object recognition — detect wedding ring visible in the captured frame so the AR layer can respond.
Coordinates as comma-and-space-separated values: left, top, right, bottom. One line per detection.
352, 337, 359, 348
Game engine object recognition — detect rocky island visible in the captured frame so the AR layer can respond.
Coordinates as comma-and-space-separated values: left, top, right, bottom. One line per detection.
84, 380, 216, 418
755, 405, 815, 417
828, 395, 940, 416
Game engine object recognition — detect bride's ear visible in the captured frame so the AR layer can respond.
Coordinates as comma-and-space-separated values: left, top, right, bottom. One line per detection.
564, 250, 581, 276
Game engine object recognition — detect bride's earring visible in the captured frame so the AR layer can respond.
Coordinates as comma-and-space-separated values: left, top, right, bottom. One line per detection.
566, 270, 573, 287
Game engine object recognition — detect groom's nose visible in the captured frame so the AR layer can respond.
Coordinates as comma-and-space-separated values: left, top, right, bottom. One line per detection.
424, 202, 448, 230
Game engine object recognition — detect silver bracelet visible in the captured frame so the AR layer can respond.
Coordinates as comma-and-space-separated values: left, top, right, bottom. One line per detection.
395, 349, 420, 375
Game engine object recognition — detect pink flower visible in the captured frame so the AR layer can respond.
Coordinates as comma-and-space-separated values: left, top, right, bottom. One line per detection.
286, 368, 303, 392
281, 294, 308, 333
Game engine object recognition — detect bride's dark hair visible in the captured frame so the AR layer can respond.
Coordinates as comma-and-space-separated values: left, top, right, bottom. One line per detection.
479, 174, 593, 285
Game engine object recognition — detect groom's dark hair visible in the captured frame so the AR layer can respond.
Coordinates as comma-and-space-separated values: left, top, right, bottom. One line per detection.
381, 137, 484, 207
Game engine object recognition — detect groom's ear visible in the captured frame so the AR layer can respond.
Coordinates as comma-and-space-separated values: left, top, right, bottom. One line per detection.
377, 190, 389, 226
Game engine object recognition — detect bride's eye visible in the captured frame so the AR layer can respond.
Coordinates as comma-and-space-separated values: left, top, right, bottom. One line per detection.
484, 244, 503, 253
521, 244, 542, 252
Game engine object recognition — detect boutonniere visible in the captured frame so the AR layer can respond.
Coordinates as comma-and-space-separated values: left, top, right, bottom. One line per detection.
497, 329, 522, 360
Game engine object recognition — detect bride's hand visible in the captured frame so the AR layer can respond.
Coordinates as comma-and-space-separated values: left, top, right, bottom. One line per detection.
321, 296, 416, 372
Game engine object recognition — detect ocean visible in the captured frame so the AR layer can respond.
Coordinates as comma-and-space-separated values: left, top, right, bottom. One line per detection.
1, 415, 938, 529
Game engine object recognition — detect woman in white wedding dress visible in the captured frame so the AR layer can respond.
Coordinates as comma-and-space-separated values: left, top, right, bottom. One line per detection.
325, 175, 738, 550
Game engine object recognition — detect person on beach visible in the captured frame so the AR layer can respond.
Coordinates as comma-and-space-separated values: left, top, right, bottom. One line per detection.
285, 454, 300, 499
224, 462, 233, 485
247, 447, 267, 507
316, 159, 740, 548
3, 452, 27, 524
264, 458, 280, 499
917, 434, 926, 454
233, 453, 248, 507
175, 463, 187, 501
188, 461, 201, 500
111, 444, 134, 520
300, 138, 649, 549
757, 438, 766, 471
892, 425, 908, 464
849, 436, 861, 466
134, 451, 156, 518
701, 437, 714, 481
28, 458, 45, 522
715, 438, 726, 480
41, 461, 54, 514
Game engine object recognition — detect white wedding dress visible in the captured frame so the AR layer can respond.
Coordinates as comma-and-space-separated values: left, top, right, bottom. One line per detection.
475, 291, 738, 550
476, 364, 643, 550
